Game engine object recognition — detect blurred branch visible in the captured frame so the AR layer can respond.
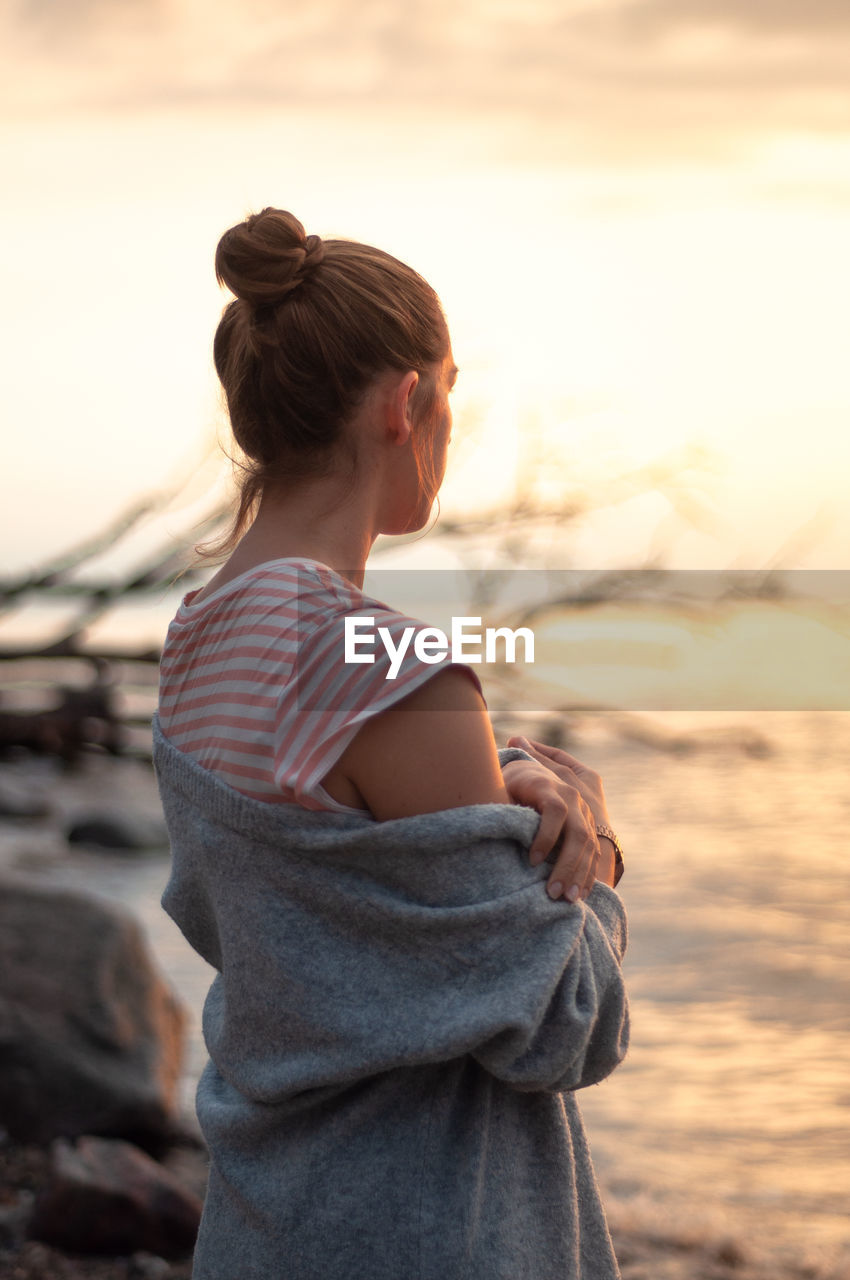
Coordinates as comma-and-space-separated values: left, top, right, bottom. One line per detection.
376, 441, 721, 561
0, 642, 161, 663
1, 491, 191, 603
0, 503, 227, 655
0, 441, 225, 607
0, 434, 822, 673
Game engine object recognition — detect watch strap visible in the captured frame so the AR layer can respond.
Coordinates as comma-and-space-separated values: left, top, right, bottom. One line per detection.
596, 824, 625, 887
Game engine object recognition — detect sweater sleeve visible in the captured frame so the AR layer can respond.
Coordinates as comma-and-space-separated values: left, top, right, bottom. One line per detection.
155, 713, 628, 1104
479, 743, 628, 1089
467, 881, 628, 1091
192, 812, 628, 1102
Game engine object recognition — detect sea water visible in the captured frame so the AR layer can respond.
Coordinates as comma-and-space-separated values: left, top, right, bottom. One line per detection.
570, 710, 850, 1267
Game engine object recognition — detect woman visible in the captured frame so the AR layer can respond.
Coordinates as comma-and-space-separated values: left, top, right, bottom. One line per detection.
154, 208, 629, 1279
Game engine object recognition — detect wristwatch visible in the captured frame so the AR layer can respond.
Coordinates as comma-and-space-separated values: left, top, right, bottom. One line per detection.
595, 824, 625, 887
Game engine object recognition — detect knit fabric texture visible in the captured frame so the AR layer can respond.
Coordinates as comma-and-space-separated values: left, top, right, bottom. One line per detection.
153, 715, 629, 1279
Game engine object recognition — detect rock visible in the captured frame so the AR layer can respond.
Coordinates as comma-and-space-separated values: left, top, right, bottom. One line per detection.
0, 1189, 34, 1250
8, 1241, 66, 1278
66, 810, 168, 851
8, 838, 69, 872
714, 1237, 749, 1268
128, 1252, 172, 1279
0, 778, 50, 820
159, 1142, 210, 1205
0, 874, 187, 1148
29, 1136, 202, 1258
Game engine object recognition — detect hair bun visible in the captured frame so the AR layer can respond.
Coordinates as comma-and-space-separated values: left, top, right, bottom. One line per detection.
215, 208, 324, 306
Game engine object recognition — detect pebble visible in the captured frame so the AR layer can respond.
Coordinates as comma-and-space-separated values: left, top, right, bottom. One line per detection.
65, 811, 168, 851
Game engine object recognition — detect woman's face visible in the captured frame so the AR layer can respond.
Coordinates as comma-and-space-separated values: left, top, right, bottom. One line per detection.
426, 349, 457, 492
372, 344, 457, 536
406, 348, 457, 529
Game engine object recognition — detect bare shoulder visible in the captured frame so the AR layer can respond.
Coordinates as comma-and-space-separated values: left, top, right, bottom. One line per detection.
332, 667, 510, 820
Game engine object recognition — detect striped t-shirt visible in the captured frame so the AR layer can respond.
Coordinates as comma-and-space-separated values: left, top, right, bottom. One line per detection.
158, 557, 481, 814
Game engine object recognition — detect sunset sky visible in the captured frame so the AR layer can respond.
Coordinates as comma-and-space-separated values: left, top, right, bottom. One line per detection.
2, 0, 849, 575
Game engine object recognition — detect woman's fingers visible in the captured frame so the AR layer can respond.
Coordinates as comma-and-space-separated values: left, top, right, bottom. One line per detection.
528, 795, 568, 864
579, 833, 602, 899
507, 735, 610, 833
508, 734, 587, 773
500, 755, 605, 899
544, 798, 599, 901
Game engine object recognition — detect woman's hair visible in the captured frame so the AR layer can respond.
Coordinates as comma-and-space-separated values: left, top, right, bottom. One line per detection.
202, 207, 449, 560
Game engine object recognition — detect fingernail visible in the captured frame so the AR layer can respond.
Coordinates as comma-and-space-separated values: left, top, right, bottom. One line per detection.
547, 881, 563, 899
515, 736, 531, 749
567, 884, 580, 903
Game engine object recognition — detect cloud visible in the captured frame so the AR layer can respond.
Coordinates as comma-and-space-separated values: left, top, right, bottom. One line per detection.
1, 0, 848, 163
605, 0, 850, 39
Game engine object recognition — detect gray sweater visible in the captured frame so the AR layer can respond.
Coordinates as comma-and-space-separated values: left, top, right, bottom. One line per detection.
153, 714, 629, 1279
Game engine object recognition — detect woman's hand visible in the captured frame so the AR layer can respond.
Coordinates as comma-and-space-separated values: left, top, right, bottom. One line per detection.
506, 736, 613, 829
503, 736, 620, 897
500, 756, 601, 903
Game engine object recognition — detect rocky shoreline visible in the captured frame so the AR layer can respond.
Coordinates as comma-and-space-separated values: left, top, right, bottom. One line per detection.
0, 1137, 205, 1279
2, 1133, 845, 1280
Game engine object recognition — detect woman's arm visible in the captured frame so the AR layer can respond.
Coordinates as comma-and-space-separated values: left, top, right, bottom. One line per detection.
327, 667, 511, 817
325, 669, 603, 901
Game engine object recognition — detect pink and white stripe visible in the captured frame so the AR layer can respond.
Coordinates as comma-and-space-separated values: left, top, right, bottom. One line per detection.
158, 558, 479, 813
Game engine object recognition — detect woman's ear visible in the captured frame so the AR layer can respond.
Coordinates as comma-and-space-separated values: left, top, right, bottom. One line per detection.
387, 370, 419, 445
